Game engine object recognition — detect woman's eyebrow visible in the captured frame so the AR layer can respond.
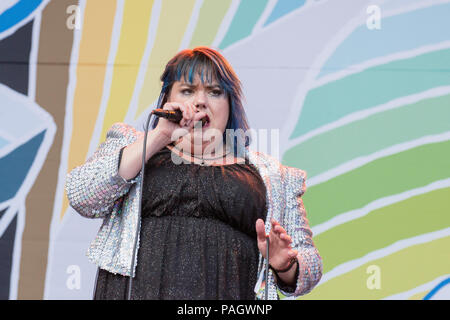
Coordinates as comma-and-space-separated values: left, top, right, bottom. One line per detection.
205, 84, 222, 89
180, 82, 221, 89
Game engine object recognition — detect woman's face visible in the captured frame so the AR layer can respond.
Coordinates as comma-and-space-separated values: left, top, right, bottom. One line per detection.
167, 73, 230, 147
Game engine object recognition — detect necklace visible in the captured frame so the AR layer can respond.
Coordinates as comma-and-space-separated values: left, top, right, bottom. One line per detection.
169, 144, 232, 166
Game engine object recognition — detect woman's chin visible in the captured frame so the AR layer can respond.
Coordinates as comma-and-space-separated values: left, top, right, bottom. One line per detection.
181, 126, 223, 147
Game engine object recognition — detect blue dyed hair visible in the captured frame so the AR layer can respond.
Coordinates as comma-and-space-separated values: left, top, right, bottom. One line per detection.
150, 47, 251, 153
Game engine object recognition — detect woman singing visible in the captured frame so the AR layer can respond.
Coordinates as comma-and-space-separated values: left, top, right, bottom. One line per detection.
65, 47, 322, 300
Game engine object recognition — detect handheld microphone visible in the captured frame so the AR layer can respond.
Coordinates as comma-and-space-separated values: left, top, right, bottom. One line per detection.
151, 108, 183, 123
151, 108, 208, 126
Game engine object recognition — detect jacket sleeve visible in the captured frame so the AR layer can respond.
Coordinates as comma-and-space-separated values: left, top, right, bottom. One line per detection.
65, 123, 140, 219
277, 167, 323, 297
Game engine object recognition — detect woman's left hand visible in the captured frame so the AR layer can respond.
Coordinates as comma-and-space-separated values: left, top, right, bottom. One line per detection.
255, 218, 298, 271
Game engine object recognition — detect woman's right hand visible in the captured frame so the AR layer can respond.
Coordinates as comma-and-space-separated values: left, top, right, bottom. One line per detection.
119, 102, 205, 181
154, 101, 207, 144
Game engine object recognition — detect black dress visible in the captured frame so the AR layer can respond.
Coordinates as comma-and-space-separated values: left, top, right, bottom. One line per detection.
94, 146, 268, 300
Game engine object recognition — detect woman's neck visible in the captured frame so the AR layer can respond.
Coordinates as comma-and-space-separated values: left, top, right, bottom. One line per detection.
171, 138, 227, 157
167, 139, 244, 166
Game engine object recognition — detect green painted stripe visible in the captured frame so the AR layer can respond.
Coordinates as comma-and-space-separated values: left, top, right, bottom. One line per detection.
299, 236, 450, 300
314, 187, 450, 274
283, 94, 450, 177
219, 0, 268, 49
291, 48, 450, 139
189, 0, 232, 48
304, 140, 450, 227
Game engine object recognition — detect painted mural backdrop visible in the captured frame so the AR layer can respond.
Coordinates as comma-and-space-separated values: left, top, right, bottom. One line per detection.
0, 0, 448, 300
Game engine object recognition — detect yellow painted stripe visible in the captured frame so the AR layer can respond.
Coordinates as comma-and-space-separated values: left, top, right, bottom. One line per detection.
135, 0, 197, 119
408, 290, 428, 300
299, 236, 450, 300
62, 0, 117, 219
189, 0, 232, 47
99, 0, 154, 141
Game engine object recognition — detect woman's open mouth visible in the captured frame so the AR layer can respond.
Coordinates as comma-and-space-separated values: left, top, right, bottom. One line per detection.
201, 115, 210, 128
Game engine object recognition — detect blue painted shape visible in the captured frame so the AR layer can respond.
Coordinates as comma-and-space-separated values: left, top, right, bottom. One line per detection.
290, 48, 450, 139
0, 130, 45, 202
219, 0, 269, 49
264, 0, 306, 26
0, 106, 39, 139
0, 137, 9, 149
318, 3, 450, 78
0, 0, 43, 33
423, 277, 450, 300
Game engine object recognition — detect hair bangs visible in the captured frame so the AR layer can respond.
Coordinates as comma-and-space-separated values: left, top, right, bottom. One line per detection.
175, 55, 220, 89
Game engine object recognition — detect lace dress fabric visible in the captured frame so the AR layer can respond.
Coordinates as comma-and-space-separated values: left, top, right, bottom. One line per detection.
94, 146, 267, 300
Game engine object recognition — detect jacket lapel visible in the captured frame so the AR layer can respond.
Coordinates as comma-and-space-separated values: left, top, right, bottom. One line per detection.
247, 149, 284, 299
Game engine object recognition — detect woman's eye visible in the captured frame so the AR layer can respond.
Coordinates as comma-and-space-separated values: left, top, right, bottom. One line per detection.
181, 89, 192, 95
210, 90, 223, 96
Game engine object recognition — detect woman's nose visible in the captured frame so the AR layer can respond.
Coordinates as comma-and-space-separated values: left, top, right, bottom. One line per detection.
194, 94, 207, 111
194, 102, 206, 112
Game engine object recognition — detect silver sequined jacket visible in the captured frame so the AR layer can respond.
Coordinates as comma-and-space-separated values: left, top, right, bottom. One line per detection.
65, 123, 322, 300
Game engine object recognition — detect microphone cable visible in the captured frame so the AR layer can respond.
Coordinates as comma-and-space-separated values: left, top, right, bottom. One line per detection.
126, 106, 153, 300
127, 93, 169, 300
266, 237, 269, 300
